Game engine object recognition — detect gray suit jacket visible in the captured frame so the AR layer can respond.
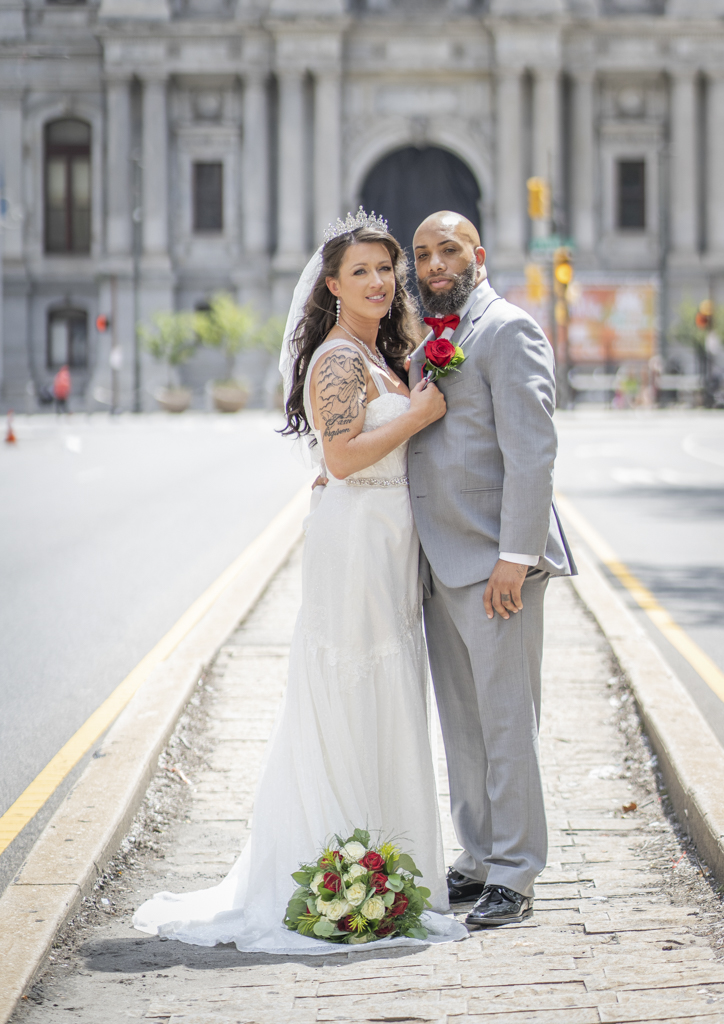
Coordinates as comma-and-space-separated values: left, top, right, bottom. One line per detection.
408, 282, 576, 589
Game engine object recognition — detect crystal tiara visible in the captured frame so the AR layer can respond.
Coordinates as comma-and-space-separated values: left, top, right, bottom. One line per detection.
323, 206, 389, 243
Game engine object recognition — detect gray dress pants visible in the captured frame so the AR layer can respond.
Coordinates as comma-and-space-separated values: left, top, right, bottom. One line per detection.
422, 558, 549, 897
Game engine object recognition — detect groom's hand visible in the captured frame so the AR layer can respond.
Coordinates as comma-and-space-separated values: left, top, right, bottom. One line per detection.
483, 560, 527, 620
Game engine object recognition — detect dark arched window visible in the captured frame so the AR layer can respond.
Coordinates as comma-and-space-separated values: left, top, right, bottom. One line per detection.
360, 146, 482, 259
44, 119, 91, 254
47, 308, 88, 368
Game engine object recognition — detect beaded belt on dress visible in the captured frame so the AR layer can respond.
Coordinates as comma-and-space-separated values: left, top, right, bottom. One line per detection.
346, 475, 409, 488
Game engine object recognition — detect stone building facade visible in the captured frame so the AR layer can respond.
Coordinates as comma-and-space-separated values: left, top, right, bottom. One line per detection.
1, 0, 723, 410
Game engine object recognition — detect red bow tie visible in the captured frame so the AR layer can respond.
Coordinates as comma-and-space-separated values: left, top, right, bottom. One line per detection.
423, 314, 461, 339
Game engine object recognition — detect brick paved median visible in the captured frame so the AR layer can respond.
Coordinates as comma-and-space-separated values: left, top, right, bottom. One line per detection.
11, 545, 724, 1024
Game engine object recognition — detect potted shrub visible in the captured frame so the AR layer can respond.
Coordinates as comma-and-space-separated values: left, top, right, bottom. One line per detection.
253, 314, 287, 410
194, 293, 258, 412
137, 311, 197, 412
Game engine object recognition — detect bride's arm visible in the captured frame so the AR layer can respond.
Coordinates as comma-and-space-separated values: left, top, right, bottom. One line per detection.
311, 345, 446, 480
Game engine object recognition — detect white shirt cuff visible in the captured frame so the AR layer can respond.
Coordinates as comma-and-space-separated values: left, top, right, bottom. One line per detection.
499, 551, 539, 567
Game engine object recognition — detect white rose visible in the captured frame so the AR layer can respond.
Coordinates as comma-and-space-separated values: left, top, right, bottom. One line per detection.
361, 896, 386, 921
345, 864, 367, 883
346, 882, 367, 907
316, 896, 332, 916
310, 871, 325, 895
347, 933, 370, 944
341, 841, 366, 863
325, 899, 351, 922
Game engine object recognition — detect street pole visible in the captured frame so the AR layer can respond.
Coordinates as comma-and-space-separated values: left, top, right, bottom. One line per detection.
109, 275, 121, 414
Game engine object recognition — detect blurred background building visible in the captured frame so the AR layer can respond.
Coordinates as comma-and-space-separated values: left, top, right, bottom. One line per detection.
1, 0, 723, 411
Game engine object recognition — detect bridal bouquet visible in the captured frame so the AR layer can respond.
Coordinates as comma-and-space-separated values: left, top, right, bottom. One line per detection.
283, 828, 432, 945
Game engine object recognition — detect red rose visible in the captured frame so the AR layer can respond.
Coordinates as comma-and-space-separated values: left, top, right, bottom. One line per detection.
389, 892, 409, 917
323, 871, 341, 893
338, 915, 354, 932
360, 850, 385, 871
424, 337, 456, 369
377, 917, 397, 936
370, 871, 388, 893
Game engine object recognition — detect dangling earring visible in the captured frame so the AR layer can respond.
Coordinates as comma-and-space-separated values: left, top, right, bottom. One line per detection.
336, 298, 341, 325
388, 302, 392, 320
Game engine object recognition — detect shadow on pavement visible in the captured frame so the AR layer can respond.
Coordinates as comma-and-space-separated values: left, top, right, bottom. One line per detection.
81, 936, 431, 973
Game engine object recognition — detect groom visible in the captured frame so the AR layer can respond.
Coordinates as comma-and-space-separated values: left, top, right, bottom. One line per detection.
408, 211, 576, 928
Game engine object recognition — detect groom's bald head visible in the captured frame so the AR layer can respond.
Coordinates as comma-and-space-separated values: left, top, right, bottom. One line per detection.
415, 211, 482, 250
414, 211, 486, 315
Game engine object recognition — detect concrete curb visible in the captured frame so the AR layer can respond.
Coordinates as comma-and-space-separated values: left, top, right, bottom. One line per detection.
567, 538, 724, 884
0, 486, 309, 1024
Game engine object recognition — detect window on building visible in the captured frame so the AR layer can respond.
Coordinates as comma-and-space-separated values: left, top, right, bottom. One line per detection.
617, 159, 646, 230
44, 119, 91, 254
193, 162, 223, 232
47, 309, 88, 369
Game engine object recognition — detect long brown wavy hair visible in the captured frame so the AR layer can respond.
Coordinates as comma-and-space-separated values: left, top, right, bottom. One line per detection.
282, 226, 419, 438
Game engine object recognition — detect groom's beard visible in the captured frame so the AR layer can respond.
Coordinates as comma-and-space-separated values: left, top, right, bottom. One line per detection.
417, 259, 477, 316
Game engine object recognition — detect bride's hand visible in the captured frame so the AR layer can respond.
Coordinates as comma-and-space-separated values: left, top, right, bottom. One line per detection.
408, 379, 446, 429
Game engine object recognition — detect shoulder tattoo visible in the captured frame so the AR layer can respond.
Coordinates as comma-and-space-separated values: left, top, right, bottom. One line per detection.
316, 348, 367, 441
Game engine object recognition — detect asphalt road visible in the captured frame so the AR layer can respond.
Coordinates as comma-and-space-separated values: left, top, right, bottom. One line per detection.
555, 408, 724, 748
0, 411, 312, 889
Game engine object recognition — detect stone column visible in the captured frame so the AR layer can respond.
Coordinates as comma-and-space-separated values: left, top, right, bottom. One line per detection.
571, 71, 596, 254
314, 70, 341, 245
141, 74, 169, 258
106, 74, 133, 256
670, 69, 697, 256
0, 91, 23, 261
707, 71, 724, 255
495, 68, 525, 259
532, 68, 560, 236
242, 71, 269, 255
276, 69, 306, 264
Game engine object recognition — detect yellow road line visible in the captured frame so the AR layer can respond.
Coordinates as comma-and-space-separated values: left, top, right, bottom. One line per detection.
0, 489, 306, 856
556, 491, 724, 704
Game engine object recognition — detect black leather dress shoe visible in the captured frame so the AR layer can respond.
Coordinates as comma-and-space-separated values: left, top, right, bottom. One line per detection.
465, 884, 533, 928
447, 868, 487, 905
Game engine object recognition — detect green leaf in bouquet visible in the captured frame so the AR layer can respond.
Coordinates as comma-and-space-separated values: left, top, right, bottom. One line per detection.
382, 890, 395, 907
286, 896, 307, 920
318, 888, 335, 901
396, 853, 422, 877
298, 914, 320, 936
352, 828, 370, 847
416, 886, 431, 900
306, 897, 318, 915
313, 917, 336, 938
292, 870, 312, 885
385, 873, 403, 892
404, 925, 428, 940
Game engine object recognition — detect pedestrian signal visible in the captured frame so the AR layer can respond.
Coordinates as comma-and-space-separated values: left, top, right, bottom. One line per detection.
526, 177, 549, 221
96, 314, 111, 332
695, 299, 713, 330
525, 264, 546, 303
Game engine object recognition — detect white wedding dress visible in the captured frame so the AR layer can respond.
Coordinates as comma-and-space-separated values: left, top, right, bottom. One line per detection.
133, 341, 467, 953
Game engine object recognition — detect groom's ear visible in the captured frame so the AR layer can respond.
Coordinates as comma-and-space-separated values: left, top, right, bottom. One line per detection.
475, 246, 486, 267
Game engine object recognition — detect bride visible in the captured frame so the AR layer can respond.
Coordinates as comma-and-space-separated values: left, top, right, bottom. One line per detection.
133, 210, 468, 953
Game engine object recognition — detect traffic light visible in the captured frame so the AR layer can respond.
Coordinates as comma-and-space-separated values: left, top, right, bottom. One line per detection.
553, 248, 574, 298
526, 177, 549, 221
695, 299, 713, 330
525, 263, 546, 303
96, 314, 111, 332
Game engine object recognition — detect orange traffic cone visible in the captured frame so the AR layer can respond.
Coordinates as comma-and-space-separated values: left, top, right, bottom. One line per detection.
5, 410, 17, 444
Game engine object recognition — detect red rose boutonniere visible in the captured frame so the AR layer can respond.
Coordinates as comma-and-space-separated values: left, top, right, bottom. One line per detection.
422, 337, 465, 384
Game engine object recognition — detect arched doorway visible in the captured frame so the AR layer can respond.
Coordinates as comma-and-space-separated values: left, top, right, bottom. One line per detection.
360, 146, 482, 261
